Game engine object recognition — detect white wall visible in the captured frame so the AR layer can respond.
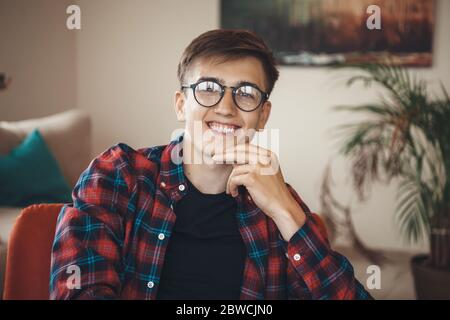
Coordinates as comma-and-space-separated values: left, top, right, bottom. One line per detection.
2, 0, 448, 251
76, 0, 220, 155
0, 0, 76, 120
272, 0, 450, 252
76, 0, 450, 252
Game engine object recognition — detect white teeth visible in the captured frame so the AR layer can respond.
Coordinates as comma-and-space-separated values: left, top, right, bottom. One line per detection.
208, 122, 238, 134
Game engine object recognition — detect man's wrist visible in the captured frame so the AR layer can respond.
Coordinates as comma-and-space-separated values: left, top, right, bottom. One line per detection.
272, 198, 307, 242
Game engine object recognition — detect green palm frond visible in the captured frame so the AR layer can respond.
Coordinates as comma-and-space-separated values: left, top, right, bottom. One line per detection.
396, 174, 431, 243
337, 63, 427, 115
334, 63, 450, 244
333, 104, 398, 117
334, 121, 384, 156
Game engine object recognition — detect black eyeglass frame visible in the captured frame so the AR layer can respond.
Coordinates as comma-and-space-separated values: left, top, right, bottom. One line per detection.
181, 79, 269, 112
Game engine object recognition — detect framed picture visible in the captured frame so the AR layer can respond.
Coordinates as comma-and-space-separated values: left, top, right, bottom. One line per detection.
221, 0, 435, 66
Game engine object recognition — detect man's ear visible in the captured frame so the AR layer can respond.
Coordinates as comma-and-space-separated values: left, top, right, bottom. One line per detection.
257, 100, 272, 130
174, 90, 186, 122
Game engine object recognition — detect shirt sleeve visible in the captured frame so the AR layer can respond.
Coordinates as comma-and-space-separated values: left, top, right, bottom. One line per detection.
283, 184, 373, 300
49, 145, 134, 300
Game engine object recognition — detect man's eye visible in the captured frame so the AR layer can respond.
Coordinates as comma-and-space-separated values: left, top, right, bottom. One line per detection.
237, 86, 256, 98
198, 81, 219, 92
239, 92, 254, 98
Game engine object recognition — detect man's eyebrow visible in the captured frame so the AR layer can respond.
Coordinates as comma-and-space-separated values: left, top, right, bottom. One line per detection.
196, 76, 225, 83
196, 76, 262, 89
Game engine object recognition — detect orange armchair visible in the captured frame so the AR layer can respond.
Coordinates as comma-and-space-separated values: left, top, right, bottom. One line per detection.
3, 203, 328, 300
3, 203, 63, 300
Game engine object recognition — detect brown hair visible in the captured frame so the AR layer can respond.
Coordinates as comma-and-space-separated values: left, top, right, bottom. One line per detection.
177, 29, 279, 95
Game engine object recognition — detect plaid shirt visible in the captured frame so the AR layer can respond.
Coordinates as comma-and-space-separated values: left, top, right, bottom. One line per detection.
50, 134, 372, 300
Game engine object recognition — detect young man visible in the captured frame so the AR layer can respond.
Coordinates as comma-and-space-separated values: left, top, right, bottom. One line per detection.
50, 29, 371, 300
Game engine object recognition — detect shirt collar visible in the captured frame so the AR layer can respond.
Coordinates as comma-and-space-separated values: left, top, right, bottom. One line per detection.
157, 133, 187, 202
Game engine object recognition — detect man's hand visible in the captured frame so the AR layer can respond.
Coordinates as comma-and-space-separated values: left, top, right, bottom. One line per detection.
212, 143, 307, 241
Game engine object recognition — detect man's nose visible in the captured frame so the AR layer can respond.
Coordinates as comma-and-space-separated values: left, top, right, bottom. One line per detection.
214, 88, 237, 116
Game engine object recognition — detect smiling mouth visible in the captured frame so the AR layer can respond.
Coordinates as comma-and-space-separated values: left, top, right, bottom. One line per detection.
206, 121, 242, 135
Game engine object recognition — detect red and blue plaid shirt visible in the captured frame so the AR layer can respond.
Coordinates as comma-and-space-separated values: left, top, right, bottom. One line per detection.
50, 134, 372, 300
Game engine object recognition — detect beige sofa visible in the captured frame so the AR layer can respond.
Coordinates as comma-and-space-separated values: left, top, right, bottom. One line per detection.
0, 109, 92, 297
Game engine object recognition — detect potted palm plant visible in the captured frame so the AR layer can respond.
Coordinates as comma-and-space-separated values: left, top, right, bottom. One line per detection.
333, 63, 450, 299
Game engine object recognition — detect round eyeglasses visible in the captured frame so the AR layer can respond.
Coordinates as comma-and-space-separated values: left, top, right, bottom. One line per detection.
181, 79, 269, 112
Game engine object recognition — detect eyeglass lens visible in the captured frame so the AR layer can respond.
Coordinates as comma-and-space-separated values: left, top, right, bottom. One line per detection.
194, 80, 263, 111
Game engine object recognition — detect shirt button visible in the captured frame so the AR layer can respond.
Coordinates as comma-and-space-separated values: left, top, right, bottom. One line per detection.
158, 233, 165, 240
160, 181, 166, 188
285, 252, 289, 259
293, 253, 301, 261
178, 184, 185, 191
147, 281, 154, 289
247, 195, 252, 202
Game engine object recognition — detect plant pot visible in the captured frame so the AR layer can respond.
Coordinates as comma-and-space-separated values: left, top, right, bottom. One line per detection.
411, 254, 450, 300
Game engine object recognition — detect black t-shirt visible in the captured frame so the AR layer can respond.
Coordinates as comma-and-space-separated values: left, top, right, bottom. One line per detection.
156, 176, 247, 300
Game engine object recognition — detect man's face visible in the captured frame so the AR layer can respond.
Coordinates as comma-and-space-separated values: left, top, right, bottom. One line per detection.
174, 56, 272, 161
